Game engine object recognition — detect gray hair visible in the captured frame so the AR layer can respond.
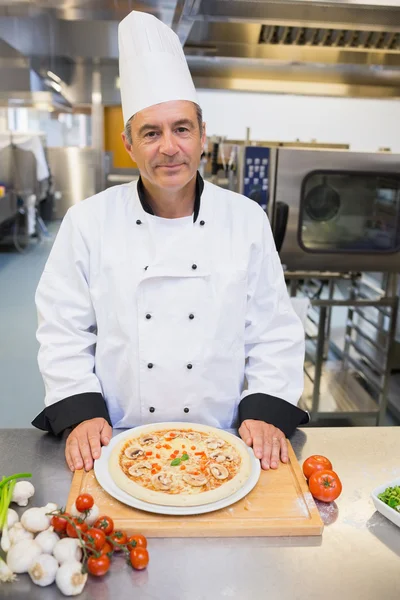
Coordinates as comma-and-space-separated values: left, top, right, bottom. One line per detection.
124, 102, 203, 145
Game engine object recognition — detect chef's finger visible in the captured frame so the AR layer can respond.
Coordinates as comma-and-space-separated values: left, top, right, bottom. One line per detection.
65, 446, 75, 472
238, 422, 252, 446
251, 429, 265, 461
280, 436, 289, 464
100, 420, 113, 446
77, 433, 94, 471
67, 436, 84, 471
269, 437, 281, 469
87, 427, 102, 462
261, 435, 273, 470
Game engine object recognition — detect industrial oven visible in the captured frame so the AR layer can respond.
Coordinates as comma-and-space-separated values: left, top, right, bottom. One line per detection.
266, 148, 400, 272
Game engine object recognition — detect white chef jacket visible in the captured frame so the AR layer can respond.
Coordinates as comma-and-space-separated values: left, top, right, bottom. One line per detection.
33, 177, 307, 435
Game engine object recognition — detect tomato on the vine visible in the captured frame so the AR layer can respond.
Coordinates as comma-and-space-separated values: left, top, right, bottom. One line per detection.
84, 527, 106, 552
87, 554, 111, 577
75, 493, 94, 512
100, 541, 114, 556
130, 547, 149, 570
302, 455, 333, 480
93, 515, 114, 535
51, 514, 69, 533
109, 530, 128, 551
308, 469, 342, 503
128, 534, 147, 550
66, 518, 88, 538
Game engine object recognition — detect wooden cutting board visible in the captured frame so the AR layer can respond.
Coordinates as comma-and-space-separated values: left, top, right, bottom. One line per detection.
66, 442, 323, 537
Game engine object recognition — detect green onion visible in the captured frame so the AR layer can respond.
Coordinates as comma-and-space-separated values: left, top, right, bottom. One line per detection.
0, 473, 32, 530
0, 473, 32, 491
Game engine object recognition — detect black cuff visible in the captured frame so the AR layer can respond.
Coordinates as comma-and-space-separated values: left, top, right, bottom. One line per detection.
238, 393, 310, 438
31, 392, 112, 436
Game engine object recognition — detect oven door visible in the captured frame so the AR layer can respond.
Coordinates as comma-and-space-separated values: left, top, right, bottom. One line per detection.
273, 148, 400, 272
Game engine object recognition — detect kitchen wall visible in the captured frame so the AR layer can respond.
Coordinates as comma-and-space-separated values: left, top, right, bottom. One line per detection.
5, 108, 91, 147
197, 90, 400, 153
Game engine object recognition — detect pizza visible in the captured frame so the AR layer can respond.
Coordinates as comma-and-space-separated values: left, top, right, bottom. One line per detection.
108, 422, 253, 506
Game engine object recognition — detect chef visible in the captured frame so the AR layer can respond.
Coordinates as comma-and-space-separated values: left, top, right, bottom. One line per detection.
32, 10, 309, 473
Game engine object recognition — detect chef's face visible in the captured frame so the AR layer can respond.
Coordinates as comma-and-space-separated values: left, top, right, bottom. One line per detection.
122, 100, 206, 192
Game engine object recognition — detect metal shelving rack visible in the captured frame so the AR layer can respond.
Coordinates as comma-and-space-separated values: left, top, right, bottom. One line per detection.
286, 272, 398, 425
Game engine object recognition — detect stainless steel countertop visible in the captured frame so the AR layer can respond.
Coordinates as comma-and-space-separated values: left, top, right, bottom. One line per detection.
0, 427, 399, 600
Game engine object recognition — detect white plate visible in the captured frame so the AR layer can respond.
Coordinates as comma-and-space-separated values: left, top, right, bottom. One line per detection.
94, 424, 261, 516
371, 477, 400, 528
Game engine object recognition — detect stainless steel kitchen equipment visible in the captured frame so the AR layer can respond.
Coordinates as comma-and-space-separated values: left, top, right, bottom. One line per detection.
270, 148, 400, 272
46, 147, 98, 219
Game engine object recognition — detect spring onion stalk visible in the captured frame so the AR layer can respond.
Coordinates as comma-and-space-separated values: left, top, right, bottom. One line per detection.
0, 474, 32, 553
0, 555, 16, 583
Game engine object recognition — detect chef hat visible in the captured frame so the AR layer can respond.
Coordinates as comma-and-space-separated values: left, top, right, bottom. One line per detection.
118, 10, 198, 124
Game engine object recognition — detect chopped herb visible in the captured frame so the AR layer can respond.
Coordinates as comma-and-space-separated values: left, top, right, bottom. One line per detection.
181, 453, 189, 461
378, 485, 400, 512
170, 458, 182, 466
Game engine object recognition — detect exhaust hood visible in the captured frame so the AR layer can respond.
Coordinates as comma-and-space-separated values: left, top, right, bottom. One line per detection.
0, 39, 72, 111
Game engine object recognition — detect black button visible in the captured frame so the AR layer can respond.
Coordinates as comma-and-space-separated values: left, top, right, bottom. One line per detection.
149, 407, 155, 413
144, 266, 148, 271
200, 220, 205, 226
147, 363, 153, 369
189, 314, 194, 320
191, 264, 197, 270
136, 219, 142, 225
187, 363, 193, 370
184, 407, 189, 413
146, 314, 151, 320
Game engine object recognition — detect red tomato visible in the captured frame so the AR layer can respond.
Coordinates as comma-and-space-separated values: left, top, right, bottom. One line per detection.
93, 515, 114, 535
302, 455, 333, 480
75, 493, 94, 512
51, 514, 68, 533
100, 541, 114, 556
128, 534, 147, 550
308, 469, 342, 503
87, 555, 111, 577
84, 527, 106, 552
109, 530, 128, 551
130, 548, 149, 570
66, 518, 88, 538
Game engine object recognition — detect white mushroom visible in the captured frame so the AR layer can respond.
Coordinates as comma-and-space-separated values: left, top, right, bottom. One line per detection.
8, 522, 34, 545
21, 508, 51, 533
6, 539, 42, 573
11, 481, 35, 507
28, 554, 59, 587
205, 438, 225, 450
43, 502, 58, 513
209, 452, 226, 463
53, 538, 82, 564
185, 432, 201, 442
209, 451, 234, 463
56, 561, 87, 596
152, 473, 174, 491
140, 434, 159, 445
70, 502, 99, 526
35, 528, 60, 554
129, 462, 152, 477
124, 447, 145, 460
6, 508, 19, 529
210, 464, 229, 480
183, 473, 208, 487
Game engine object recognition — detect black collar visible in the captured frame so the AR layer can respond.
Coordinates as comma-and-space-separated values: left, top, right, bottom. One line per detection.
137, 172, 204, 223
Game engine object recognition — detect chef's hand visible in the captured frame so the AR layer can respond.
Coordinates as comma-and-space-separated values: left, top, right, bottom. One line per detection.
238, 419, 288, 470
65, 418, 113, 472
